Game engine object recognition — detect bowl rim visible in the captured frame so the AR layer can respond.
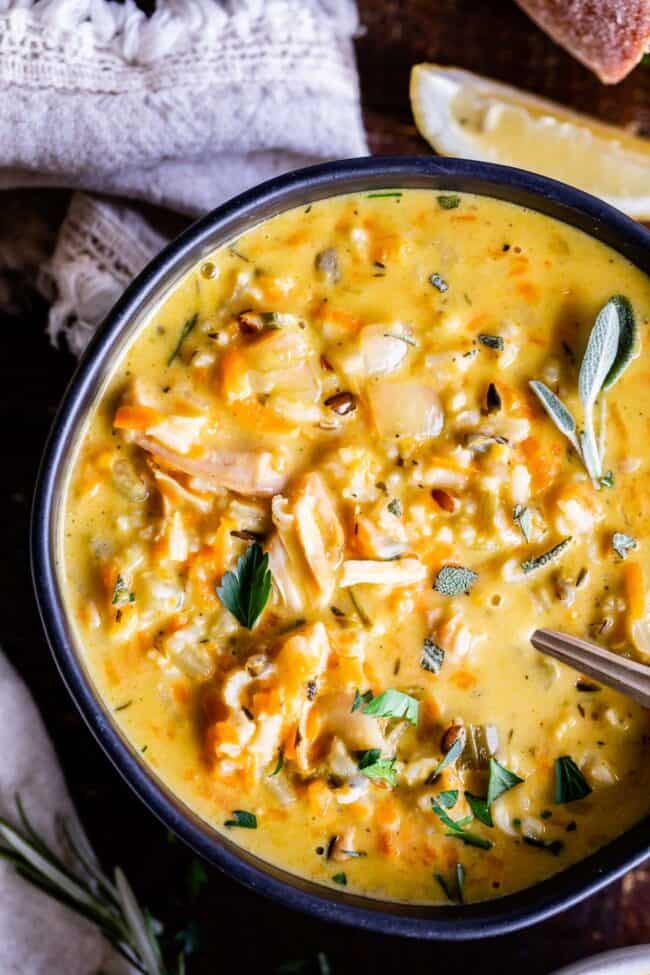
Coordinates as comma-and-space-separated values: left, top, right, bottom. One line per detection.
31, 155, 650, 940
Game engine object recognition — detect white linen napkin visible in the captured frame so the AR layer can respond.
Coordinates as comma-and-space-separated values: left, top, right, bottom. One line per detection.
0, 0, 367, 970
2, 0, 367, 352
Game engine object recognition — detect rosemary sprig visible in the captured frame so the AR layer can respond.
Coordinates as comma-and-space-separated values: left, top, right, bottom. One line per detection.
0, 796, 187, 975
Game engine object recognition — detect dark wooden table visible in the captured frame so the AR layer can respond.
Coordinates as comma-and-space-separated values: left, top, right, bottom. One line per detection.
3, 1, 649, 971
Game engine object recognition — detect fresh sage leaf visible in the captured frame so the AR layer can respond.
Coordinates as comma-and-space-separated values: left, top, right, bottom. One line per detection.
529, 380, 581, 455
513, 504, 532, 543
421, 637, 445, 674
579, 300, 620, 479
430, 273, 449, 293
579, 300, 621, 409
603, 295, 637, 389
434, 565, 479, 596
612, 532, 637, 559
478, 333, 504, 351
216, 542, 272, 629
522, 537, 572, 574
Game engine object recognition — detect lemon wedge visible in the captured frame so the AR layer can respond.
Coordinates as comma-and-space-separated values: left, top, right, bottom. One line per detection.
410, 63, 650, 220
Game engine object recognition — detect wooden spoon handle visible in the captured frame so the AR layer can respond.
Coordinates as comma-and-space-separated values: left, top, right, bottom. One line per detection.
530, 628, 650, 710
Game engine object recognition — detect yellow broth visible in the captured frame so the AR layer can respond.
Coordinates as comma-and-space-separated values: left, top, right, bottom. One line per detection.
62, 190, 650, 904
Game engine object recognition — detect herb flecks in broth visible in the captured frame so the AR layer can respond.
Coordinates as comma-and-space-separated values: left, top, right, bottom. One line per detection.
64, 190, 650, 906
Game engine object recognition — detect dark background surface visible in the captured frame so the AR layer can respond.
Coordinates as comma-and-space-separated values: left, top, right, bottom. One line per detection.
3, 1, 650, 971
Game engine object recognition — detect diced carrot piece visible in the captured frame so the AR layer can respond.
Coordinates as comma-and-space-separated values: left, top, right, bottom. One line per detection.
282, 722, 299, 761
624, 560, 646, 622
519, 435, 563, 491
324, 307, 361, 332
220, 347, 248, 398
516, 280, 540, 303
306, 779, 332, 815
304, 706, 322, 742
375, 797, 400, 829
231, 399, 296, 435
451, 670, 478, 690
113, 405, 161, 430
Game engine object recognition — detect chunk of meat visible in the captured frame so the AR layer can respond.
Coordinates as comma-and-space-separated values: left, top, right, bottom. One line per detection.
340, 558, 426, 588
205, 623, 331, 777
269, 473, 344, 610
134, 436, 288, 497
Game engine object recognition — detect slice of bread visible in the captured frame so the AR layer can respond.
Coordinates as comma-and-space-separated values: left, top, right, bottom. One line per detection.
515, 0, 650, 83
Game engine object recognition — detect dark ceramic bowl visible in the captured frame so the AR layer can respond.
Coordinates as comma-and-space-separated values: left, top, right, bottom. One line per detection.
31, 156, 650, 940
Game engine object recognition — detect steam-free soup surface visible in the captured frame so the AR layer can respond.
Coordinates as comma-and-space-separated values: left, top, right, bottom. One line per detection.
63, 190, 650, 904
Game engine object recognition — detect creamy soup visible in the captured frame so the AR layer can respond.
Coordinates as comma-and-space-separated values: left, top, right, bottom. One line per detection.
62, 189, 650, 905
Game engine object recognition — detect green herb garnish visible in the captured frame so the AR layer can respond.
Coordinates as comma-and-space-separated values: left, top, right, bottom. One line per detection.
478, 333, 504, 351
348, 587, 371, 627
167, 313, 198, 366
114, 701, 132, 712
331, 872, 347, 885
430, 729, 466, 779
270, 750, 284, 777
612, 531, 637, 559
387, 498, 402, 517
224, 810, 257, 829
362, 689, 419, 725
437, 194, 460, 210
486, 757, 524, 804
351, 689, 373, 713
111, 575, 135, 606
486, 381, 501, 413
529, 380, 581, 455
431, 800, 492, 849
603, 295, 638, 389
430, 273, 449, 293
435, 863, 465, 903
530, 297, 637, 485
434, 565, 479, 596
358, 750, 398, 786
579, 299, 621, 481
420, 637, 445, 674
600, 470, 615, 488
555, 756, 592, 804
216, 542, 272, 629
513, 504, 533, 542
366, 191, 403, 199
436, 790, 459, 809
464, 792, 493, 827
523, 835, 564, 856
522, 537, 572, 574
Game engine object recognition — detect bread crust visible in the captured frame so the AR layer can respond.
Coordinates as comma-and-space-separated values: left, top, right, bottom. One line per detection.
515, 0, 650, 83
